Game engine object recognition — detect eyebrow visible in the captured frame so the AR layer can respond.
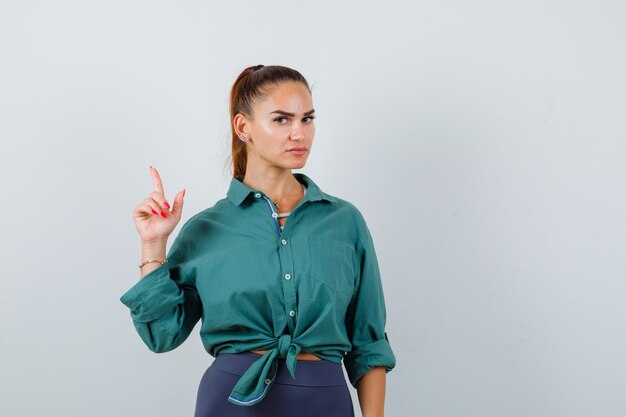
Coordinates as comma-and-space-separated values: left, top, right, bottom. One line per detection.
269, 109, 315, 117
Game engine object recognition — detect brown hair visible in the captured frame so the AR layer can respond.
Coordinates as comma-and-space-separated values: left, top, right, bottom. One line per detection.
227, 64, 312, 177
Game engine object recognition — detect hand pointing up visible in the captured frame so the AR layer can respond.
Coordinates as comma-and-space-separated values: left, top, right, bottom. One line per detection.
133, 165, 186, 245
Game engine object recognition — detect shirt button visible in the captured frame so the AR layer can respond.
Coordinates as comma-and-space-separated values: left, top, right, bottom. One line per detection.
284, 273, 291, 280
281, 239, 287, 245
289, 310, 296, 317
271, 212, 278, 218
265, 378, 271, 384
255, 193, 261, 198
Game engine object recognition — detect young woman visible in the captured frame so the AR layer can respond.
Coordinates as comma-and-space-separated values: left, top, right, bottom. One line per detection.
120, 65, 396, 417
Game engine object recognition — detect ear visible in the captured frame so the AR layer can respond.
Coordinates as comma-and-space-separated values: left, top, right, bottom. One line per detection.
233, 113, 250, 138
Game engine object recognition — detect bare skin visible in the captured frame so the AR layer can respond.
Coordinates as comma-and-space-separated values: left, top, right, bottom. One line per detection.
233, 81, 314, 213
249, 350, 322, 360
133, 166, 185, 279
357, 367, 387, 417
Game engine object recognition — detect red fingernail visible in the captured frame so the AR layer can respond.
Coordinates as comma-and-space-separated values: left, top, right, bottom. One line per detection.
151, 209, 158, 215
160, 210, 167, 218
163, 201, 170, 209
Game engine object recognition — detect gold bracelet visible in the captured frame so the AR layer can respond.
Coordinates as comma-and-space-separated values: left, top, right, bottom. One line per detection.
138, 258, 168, 269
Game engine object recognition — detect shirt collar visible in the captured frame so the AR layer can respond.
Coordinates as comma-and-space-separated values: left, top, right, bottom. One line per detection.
227, 172, 338, 207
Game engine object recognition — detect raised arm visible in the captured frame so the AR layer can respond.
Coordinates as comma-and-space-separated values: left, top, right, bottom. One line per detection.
119, 165, 201, 352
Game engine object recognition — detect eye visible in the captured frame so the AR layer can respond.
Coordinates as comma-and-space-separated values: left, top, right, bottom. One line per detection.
273, 115, 316, 124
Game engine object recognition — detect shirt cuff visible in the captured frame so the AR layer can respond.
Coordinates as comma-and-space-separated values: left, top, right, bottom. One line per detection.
119, 266, 184, 322
343, 333, 397, 389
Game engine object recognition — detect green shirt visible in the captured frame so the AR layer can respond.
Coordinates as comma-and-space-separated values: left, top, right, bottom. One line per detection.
119, 172, 397, 407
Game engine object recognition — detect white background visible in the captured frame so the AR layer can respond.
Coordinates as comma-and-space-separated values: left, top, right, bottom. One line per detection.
1, 1, 625, 416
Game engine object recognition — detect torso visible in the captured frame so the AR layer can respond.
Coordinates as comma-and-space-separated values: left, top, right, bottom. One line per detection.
249, 350, 322, 360
257, 182, 318, 360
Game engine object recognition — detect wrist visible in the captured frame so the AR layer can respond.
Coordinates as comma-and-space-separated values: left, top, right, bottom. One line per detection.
140, 239, 167, 263
141, 238, 167, 251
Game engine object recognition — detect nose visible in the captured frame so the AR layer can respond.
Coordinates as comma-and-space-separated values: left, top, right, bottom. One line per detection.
290, 125, 305, 141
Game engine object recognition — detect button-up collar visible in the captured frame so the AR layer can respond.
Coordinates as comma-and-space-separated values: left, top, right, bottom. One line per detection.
227, 172, 337, 207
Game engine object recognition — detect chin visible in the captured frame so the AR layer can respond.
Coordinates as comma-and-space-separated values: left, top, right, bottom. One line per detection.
279, 156, 308, 168
284, 161, 307, 169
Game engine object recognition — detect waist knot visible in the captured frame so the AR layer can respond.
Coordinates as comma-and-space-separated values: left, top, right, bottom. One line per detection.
277, 333, 292, 358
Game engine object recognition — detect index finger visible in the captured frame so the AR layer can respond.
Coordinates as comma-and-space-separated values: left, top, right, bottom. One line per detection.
150, 165, 165, 195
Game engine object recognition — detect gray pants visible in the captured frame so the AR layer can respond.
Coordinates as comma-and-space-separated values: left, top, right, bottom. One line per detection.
194, 351, 355, 417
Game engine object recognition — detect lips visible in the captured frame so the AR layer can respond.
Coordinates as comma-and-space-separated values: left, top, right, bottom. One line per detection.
288, 148, 307, 151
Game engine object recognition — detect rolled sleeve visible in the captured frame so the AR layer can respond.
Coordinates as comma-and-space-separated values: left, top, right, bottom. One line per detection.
343, 221, 397, 389
119, 223, 202, 353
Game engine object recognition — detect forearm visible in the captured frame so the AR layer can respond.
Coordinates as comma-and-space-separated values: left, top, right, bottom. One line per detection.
356, 366, 387, 417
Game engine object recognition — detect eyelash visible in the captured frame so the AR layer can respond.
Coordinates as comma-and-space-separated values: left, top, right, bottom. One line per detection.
274, 116, 316, 124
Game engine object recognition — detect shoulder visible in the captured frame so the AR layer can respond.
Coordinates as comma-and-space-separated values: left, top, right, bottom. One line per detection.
322, 193, 373, 247
172, 198, 228, 242
330, 195, 367, 224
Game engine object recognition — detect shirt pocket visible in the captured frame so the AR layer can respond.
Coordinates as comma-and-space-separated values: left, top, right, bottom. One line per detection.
308, 236, 356, 295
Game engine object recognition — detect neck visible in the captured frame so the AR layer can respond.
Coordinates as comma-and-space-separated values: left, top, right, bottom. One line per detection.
241, 168, 303, 203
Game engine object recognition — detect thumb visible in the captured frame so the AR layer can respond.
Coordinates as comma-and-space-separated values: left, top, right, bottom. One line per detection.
170, 188, 185, 219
